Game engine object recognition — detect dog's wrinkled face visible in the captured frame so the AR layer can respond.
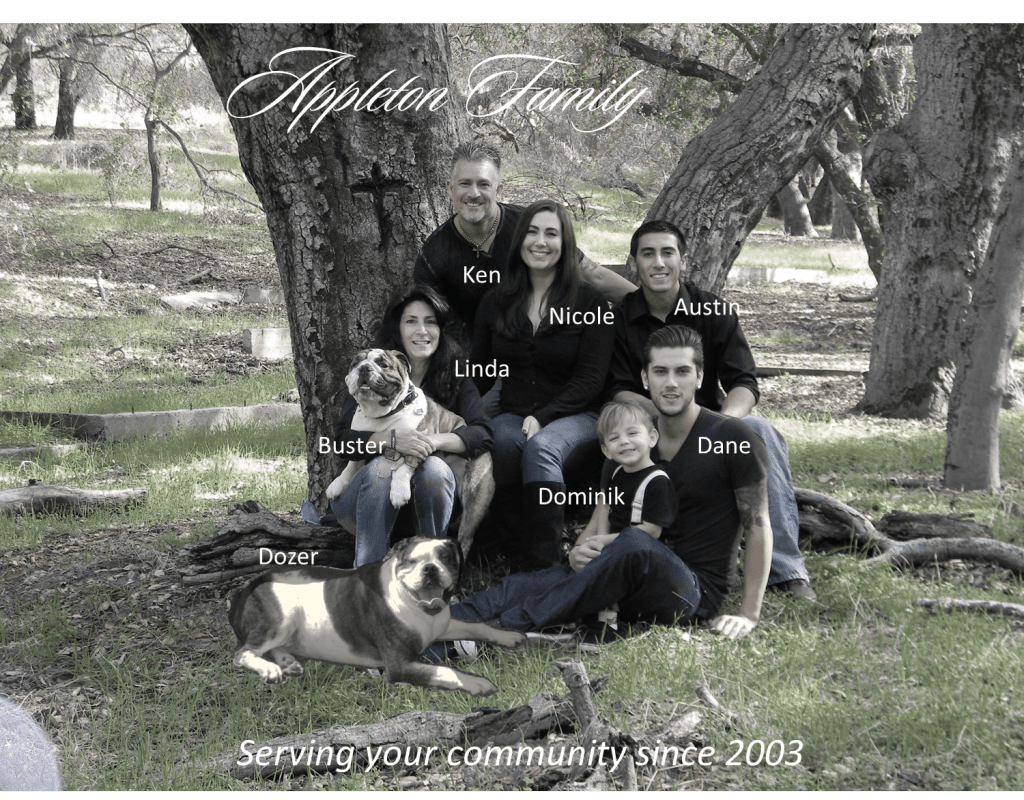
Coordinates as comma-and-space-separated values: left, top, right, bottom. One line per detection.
390, 538, 461, 615
345, 349, 412, 416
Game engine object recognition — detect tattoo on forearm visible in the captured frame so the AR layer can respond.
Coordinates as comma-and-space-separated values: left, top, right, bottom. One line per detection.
735, 479, 768, 537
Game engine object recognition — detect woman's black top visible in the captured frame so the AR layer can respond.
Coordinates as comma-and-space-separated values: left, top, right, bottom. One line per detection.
471, 284, 614, 426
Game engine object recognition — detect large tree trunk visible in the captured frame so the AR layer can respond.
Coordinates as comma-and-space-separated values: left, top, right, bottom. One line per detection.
53, 57, 81, 140
776, 175, 817, 237
943, 146, 1024, 490
646, 24, 875, 294
12, 35, 37, 130
185, 24, 466, 504
860, 25, 1024, 419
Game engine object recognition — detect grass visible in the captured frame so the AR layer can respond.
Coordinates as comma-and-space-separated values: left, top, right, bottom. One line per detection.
2, 119, 1023, 790
0, 419, 308, 550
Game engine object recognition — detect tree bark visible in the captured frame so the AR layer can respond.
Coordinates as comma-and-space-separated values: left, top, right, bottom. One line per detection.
807, 172, 832, 225
12, 34, 37, 130
814, 127, 884, 279
860, 25, 1024, 419
185, 25, 467, 504
53, 57, 81, 140
776, 175, 817, 237
645, 24, 875, 294
943, 145, 1024, 490
145, 110, 162, 211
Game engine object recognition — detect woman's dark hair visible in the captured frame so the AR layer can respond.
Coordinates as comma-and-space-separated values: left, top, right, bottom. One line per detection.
374, 284, 463, 406
491, 199, 581, 337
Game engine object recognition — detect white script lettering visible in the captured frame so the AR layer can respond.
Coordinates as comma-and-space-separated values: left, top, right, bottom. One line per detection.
466, 55, 649, 133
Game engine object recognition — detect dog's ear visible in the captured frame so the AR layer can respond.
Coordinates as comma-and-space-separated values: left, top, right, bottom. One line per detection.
384, 536, 414, 564
392, 350, 412, 373
348, 349, 369, 371
440, 539, 463, 603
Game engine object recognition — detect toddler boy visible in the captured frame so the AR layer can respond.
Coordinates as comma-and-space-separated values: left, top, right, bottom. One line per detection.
580, 400, 678, 627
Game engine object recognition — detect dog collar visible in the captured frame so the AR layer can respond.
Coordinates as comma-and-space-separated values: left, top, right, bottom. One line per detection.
378, 390, 419, 419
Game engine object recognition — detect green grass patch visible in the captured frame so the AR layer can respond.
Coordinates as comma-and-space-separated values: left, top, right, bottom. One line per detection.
0, 419, 308, 550
735, 241, 869, 275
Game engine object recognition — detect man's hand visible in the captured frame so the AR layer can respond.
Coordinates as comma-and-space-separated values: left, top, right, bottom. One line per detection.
393, 429, 435, 460
709, 614, 757, 640
569, 532, 618, 572
522, 415, 542, 440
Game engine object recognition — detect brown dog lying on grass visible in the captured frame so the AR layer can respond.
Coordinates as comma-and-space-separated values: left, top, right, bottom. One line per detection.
228, 537, 524, 696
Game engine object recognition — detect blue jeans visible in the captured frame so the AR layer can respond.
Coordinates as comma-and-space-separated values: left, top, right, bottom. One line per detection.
742, 415, 809, 586
481, 378, 501, 419
329, 455, 455, 567
491, 411, 600, 484
450, 528, 707, 631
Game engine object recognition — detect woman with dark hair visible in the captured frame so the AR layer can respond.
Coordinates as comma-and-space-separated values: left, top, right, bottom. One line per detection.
331, 285, 493, 566
472, 199, 615, 568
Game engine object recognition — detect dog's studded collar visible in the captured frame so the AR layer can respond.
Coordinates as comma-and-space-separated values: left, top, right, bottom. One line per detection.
378, 389, 419, 419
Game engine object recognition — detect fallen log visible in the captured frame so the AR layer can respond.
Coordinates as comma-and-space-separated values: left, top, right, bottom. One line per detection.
0, 444, 81, 463
0, 481, 145, 516
185, 501, 356, 579
917, 596, 1024, 620
877, 511, 991, 541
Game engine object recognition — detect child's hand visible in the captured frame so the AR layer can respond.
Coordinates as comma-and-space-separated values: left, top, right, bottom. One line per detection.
569, 533, 619, 572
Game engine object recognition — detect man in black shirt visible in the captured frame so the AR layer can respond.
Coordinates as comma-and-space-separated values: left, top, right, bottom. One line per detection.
607, 220, 814, 601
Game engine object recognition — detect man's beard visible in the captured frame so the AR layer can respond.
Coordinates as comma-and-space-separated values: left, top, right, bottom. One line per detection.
459, 204, 489, 225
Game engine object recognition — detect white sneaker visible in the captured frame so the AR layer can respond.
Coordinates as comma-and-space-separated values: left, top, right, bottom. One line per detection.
452, 640, 480, 661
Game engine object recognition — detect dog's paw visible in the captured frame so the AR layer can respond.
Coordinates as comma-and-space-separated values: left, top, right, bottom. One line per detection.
494, 630, 528, 648
390, 478, 412, 507
461, 675, 499, 697
257, 663, 285, 684
325, 474, 345, 500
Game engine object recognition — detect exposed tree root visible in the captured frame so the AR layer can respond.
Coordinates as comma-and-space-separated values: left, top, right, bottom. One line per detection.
868, 538, 1024, 576
795, 487, 1024, 576
838, 285, 879, 302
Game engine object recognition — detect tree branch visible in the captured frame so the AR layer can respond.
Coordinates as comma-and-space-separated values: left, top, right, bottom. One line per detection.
155, 118, 263, 210
814, 127, 883, 281
613, 35, 746, 95
721, 24, 762, 63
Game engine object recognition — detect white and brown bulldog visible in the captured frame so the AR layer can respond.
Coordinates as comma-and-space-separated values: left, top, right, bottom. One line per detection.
228, 538, 524, 696
325, 348, 494, 557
